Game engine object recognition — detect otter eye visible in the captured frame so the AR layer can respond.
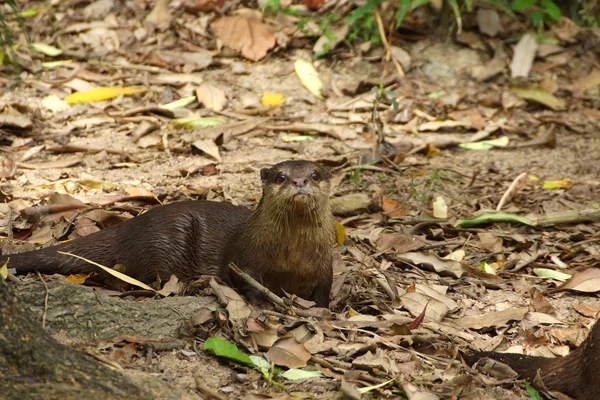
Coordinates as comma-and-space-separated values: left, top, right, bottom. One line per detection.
275, 173, 287, 184
310, 171, 320, 181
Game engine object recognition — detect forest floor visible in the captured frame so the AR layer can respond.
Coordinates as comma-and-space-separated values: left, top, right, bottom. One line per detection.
1, 0, 600, 399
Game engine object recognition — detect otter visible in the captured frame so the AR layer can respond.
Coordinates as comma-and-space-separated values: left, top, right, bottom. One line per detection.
464, 319, 600, 400
1, 160, 336, 308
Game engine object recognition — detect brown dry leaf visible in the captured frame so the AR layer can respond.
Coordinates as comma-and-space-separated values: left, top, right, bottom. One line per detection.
155, 50, 213, 70
376, 233, 425, 253
472, 57, 505, 81
395, 252, 465, 278
510, 32, 538, 78
330, 193, 371, 215
265, 337, 311, 369
144, 0, 172, 32
125, 186, 156, 198
192, 139, 222, 162
415, 283, 458, 311
211, 13, 275, 62
477, 232, 503, 253
382, 195, 407, 217
510, 85, 565, 110
476, 8, 502, 37
569, 69, 600, 97
553, 268, 600, 293
267, 122, 357, 141
418, 120, 470, 132
250, 331, 279, 348
196, 83, 227, 111
353, 350, 400, 374
448, 108, 486, 130
216, 283, 251, 320
157, 275, 182, 297
573, 304, 600, 318
401, 292, 449, 323
0, 155, 16, 178
65, 273, 92, 284
313, 24, 349, 55
459, 308, 527, 330
401, 382, 439, 400
0, 113, 33, 129
17, 156, 84, 170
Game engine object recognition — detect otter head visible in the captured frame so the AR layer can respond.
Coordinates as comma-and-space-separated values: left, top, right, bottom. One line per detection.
260, 160, 332, 213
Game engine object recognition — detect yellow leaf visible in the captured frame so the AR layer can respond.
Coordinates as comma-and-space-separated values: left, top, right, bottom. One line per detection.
335, 221, 345, 246
1, 258, 8, 280
294, 59, 323, 99
543, 179, 572, 189
65, 87, 143, 104
42, 59, 74, 69
161, 96, 196, 110
32, 42, 62, 57
58, 251, 156, 291
65, 273, 92, 284
262, 92, 284, 107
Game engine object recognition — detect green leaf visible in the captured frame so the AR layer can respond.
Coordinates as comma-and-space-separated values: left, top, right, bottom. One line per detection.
281, 369, 324, 380
541, 0, 561, 21
204, 338, 253, 366
454, 211, 535, 228
525, 381, 543, 400
532, 10, 545, 26
427, 90, 446, 99
396, 0, 412, 27
486, 0, 519, 19
532, 268, 571, 282
511, 0, 536, 12
17, 7, 39, 17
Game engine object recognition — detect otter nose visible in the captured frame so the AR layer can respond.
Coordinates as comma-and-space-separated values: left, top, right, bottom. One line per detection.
292, 177, 308, 187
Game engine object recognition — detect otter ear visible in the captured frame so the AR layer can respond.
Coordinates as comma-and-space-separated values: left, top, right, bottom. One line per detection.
322, 166, 332, 179
260, 167, 273, 182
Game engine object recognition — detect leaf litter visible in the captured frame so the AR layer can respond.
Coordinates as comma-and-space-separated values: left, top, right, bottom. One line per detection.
1, 1, 600, 399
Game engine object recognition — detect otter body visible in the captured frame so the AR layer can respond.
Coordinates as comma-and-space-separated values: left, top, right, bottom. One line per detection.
464, 319, 600, 400
2, 160, 335, 307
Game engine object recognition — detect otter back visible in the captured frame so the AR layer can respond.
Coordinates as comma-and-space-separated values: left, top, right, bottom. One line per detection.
3, 201, 252, 283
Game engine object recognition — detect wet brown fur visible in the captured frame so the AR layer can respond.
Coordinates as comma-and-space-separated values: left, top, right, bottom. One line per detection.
2, 160, 335, 307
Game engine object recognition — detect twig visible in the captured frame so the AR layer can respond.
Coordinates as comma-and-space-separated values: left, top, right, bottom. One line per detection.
227, 263, 330, 319
194, 376, 226, 400
37, 272, 49, 329
496, 172, 528, 211
374, 7, 405, 78
538, 208, 600, 227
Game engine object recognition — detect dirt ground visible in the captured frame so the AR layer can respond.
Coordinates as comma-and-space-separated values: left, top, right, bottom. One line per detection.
1, 1, 600, 399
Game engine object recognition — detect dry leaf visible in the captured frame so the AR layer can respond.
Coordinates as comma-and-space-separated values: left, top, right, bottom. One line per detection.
459, 308, 528, 330
395, 252, 465, 278
192, 139, 222, 162
211, 13, 275, 62
510, 32, 538, 78
144, 0, 172, 32
65, 87, 143, 104
265, 337, 311, 369
294, 59, 324, 99
196, 84, 227, 111
510, 85, 565, 110
382, 195, 407, 217
554, 268, 600, 293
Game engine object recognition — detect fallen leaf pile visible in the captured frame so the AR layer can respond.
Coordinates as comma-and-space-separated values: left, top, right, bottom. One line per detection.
1, 0, 600, 398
